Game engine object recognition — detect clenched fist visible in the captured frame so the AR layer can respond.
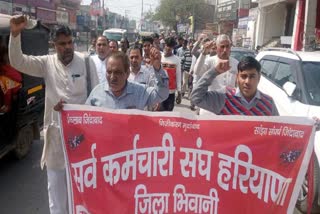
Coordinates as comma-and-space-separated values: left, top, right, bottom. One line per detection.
10, 15, 27, 37
214, 58, 230, 74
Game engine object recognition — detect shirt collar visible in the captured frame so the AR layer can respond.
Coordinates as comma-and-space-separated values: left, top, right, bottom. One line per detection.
130, 65, 145, 75
103, 81, 135, 97
235, 87, 261, 102
93, 54, 107, 62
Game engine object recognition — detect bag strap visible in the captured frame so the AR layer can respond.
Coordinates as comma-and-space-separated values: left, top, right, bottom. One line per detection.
85, 56, 91, 97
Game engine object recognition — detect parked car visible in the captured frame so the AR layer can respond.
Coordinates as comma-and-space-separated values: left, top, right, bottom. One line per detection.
0, 14, 47, 159
256, 48, 320, 213
230, 47, 256, 62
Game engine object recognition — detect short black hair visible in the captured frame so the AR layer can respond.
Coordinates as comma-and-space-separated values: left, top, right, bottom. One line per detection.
109, 39, 119, 48
142, 36, 153, 44
53, 25, 72, 41
165, 37, 176, 48
237, 56, 261, 73
152, 33, 159, 39
203, 38, 210, 44
128, 45, 142, 56
97, 35, 109, 43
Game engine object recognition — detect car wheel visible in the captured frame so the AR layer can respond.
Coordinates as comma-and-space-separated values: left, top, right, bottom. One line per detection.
13, 125, 34, 159
296, 158, 320, 213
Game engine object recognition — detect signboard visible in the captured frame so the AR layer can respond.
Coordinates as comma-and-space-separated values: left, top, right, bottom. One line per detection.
90, 0, 101, 16
238, 17, 249, 29
177, 24, 187, 33
37, 7, 56, 24
56, 9, 69, 24
59, 105, 315, 214
0, 1, 12, 15
12, 4, 36, 19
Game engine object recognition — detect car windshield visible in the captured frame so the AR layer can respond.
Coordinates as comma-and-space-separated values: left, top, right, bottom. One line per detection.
230, 50, 255, 61
104, 32, 122, 41
302, 62, 320, 106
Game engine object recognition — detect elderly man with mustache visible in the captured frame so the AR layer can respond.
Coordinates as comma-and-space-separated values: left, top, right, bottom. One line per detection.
8, 16, 99, 214
85, 49, 169, 109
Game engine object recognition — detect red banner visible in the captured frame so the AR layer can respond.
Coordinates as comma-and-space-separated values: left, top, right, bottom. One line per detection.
59, 104, 315, 214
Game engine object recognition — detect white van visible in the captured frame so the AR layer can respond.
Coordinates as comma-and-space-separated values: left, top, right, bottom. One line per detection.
103, 28, 127, 42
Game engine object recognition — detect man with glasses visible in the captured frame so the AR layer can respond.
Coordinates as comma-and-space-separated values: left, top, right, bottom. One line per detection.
9, 16, 99, 214
85, 50, 169, 110
91, 35, 111, 83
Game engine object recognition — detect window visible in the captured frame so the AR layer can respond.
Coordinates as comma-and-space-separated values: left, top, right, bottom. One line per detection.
302, 62, 320, 106
260, 59, 277, 79
274, 63, 293, 87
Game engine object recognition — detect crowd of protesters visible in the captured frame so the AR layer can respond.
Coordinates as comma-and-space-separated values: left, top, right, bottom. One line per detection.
4, 15, 320, 214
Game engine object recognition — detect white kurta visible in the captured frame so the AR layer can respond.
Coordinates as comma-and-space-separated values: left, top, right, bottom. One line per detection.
9, 34, 99, 169
91, 54, 107, 83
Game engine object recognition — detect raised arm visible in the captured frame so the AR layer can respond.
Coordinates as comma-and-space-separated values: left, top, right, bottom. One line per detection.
9, 15, 46, 78
146, 47, 169, 106
191, 59, 230, 114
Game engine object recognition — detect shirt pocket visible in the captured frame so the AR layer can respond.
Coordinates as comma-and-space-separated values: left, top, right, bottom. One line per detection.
70, 73, 87, 96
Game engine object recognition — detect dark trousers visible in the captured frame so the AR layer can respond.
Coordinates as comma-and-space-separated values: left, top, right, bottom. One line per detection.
160, 93, 175, 111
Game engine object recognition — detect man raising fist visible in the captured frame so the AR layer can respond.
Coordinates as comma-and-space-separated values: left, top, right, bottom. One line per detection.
9, 15, 99, 214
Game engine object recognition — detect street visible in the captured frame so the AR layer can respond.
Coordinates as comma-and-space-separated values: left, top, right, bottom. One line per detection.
0, 139, 49, 214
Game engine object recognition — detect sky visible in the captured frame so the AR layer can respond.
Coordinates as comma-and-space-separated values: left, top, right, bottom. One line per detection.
82, 0, 160, 21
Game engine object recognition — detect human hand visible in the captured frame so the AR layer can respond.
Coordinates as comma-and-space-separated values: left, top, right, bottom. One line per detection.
215, 58, 230, 74
152, 103, 161, 111
10, 15, 27, 37
53, 99, 66, 111
198, 33, 207, 42
0, 105, 8, 113
150, 47, 161, 71
202, 41, 216, 55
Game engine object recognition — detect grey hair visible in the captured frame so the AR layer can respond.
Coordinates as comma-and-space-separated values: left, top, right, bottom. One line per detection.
215, 34, 232, 45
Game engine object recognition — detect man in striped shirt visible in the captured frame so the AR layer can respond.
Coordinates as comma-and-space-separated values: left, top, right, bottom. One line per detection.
191, 56, 279, 116
180, 40, 193, 98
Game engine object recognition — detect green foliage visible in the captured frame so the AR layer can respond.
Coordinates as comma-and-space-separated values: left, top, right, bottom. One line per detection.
152, 0, 205, 30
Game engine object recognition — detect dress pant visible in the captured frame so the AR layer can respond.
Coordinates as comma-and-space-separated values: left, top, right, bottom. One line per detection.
47, 168, 68, 214
160, 93, 175, 111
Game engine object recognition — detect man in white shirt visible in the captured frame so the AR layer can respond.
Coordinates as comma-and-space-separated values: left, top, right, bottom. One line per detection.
193, 34, 238, 115
91, 35, 110, 83
9, 16, 99, 214
128, 45, 152, 85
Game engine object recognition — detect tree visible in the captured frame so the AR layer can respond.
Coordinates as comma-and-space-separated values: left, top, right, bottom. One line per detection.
152, 0, 205, 31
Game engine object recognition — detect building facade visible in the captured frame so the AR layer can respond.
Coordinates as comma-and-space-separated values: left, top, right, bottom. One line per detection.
253, 0, 320, 50
0, 0, 81, 30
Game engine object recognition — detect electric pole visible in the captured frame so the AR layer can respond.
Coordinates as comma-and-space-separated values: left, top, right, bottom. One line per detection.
141, 0, 144, 31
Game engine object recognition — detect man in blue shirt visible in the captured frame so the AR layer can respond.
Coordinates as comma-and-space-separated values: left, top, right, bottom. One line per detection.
85, 49, 169, 109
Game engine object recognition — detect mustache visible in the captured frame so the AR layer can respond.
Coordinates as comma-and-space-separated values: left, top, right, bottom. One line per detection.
63, 49, 73, 54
